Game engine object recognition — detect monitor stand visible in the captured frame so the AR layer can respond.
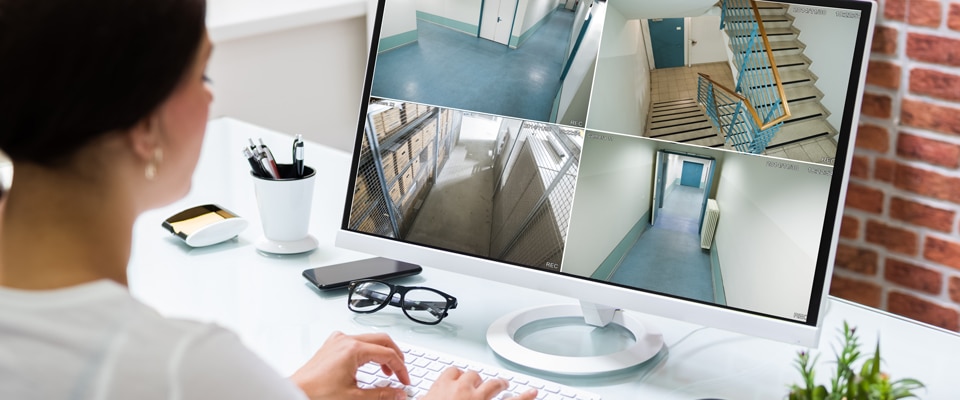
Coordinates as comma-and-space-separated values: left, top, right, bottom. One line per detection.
486, 301, 664, 376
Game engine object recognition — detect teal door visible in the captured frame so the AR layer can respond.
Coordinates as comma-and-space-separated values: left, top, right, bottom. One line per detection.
680, 160, 703, 187
649, 18, 684, 69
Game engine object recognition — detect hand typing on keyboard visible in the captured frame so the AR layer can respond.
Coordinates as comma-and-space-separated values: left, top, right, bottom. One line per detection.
288, 331, 540, 400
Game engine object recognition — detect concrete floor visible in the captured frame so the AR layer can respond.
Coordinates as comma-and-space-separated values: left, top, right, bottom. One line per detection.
404, 115, 501, 257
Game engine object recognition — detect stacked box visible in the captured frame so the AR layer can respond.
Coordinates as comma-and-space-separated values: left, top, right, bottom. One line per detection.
388, 141, 411, 169
409, 129, 424, 155
411, 155, 422, 178
400, 169, 415, 195
380, 154, 397, 182
357, 216, 377, 233
372, 108, 403, 141
350, 178, 369, 221
388, 184, 402, 204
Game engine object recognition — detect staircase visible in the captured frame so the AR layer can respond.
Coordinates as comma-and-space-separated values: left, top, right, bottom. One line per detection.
646, 98, 725, 148
738, 1, 837, 150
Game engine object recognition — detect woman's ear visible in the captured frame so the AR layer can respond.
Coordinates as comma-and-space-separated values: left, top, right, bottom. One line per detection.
127, 114, 162, 163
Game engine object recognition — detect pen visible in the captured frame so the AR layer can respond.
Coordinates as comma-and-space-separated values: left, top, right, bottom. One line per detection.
293, 134, 304, 178
243, 147, 268, 178
258, 138, 281, 178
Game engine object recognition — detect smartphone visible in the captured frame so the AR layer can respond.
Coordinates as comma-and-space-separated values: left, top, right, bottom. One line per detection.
302, 257, 422, 290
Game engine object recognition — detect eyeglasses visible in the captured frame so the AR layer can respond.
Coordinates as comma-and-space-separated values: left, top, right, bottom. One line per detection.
347, 279, 458, 325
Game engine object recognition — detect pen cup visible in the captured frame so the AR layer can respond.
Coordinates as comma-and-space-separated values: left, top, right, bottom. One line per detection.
251, 164, 318, 254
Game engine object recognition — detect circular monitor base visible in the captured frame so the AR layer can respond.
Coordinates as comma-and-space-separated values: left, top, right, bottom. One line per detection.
486, 304, 664, 376
255, 235, 318, 254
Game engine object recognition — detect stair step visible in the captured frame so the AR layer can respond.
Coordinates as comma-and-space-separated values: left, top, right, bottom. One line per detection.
729, 27, 798, 42
740, 68, 815, 91
650, 109, 704, 123
652, 98, 698, 108
650, 115, 711, 131
740, 54, 810, 73
649, 125, 720, 142
724, 16, 793, 30
782, 85, 823, 105
766, 118, 837, 149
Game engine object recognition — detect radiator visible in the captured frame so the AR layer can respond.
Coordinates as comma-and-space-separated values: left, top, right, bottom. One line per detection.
700, 199, 720, 250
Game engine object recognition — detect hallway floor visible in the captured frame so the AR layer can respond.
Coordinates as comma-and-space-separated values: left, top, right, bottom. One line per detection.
609, 184, 715, 303
371, 9, 575, 122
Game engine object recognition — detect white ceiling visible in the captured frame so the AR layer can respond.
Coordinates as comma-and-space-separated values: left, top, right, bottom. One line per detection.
607, 0, 721, 19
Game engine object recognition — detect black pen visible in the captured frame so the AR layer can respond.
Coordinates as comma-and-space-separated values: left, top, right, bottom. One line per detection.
243, 147, 268, 178
293, 134, 304, 178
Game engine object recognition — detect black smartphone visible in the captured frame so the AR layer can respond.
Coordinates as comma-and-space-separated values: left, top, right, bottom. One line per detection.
302, 257, 422, 290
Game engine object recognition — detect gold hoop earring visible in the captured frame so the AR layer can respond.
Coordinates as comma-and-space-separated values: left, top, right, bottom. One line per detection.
145, 148, 163, 180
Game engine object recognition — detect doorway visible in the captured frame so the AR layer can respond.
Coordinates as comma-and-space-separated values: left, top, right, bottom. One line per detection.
480, 0, 517, 46
650, 150, 715, 232
648, 18, 685, 69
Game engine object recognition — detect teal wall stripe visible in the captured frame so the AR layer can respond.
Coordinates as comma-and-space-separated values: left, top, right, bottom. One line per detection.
513, 10, 553, 48
416, 11, 479, 36
378, 30, 418, 53
590, 211, 651, 280
710, 244, 727, 305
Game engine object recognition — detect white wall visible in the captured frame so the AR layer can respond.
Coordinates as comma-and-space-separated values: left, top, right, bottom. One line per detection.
514, 0, 559, 38
382, 0, 419, 39
207, 16, 368, 153
562, 132, 657, 277
586, 3, 650, 136
557, 0, 605, 127
416, 0, 483, 28
688, 15, 728, 65
788, 5, 861, 131
713, 155, 832, 320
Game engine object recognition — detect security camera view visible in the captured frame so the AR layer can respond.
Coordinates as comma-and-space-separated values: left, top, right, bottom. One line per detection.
563, 130, 834, 321
588, 0, 864, 165
348, 99, 582, 271
370, 0, 603, 127
350, 0, 872, 323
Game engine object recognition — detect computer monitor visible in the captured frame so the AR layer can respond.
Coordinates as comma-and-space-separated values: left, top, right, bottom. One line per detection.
337, 0, 876, 374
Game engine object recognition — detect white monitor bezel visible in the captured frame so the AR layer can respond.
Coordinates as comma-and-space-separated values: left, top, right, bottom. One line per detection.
337, 0, 878, 348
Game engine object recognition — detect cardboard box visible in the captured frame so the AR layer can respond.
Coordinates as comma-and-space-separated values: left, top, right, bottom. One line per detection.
400, 168, 415, 195
388, 141, 410, 168
388, 184, 402, 204
380, 155, 397, 182
409, 129, 424, 155
357, 216, 377, 233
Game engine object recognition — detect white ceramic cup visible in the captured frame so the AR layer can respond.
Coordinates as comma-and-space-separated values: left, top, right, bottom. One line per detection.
251, 164, 318, 254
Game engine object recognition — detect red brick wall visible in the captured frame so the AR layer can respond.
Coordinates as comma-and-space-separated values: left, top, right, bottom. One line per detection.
834, 0, 960, 332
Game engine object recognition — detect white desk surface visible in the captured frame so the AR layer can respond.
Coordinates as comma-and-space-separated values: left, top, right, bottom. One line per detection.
129, 118, 960, 399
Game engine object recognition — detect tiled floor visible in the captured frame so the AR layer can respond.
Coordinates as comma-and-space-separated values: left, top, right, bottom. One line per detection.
609, 184, 716, 304
372, 9, 575, 123
650, 62, 735, 104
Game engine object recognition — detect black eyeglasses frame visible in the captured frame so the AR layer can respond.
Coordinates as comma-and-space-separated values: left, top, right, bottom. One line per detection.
346, 279, 458, 325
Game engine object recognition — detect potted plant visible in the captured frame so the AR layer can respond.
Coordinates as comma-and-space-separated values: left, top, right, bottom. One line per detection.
788, 322, 925, 400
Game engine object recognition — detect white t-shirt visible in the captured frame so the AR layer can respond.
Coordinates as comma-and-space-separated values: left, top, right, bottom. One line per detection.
0, 279, 308, 400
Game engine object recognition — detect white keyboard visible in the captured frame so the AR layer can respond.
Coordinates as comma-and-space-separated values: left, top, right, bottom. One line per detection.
356, 342, 602, 400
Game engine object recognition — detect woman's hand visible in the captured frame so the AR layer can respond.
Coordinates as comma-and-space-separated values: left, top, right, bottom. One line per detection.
290, 331, 410, 400
420, 367, 538, 400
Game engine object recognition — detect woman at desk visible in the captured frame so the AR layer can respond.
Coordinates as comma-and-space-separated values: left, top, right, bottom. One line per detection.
0, 1, 535, 399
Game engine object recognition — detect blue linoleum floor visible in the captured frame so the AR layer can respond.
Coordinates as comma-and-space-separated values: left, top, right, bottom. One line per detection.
371, 9, 575, 122
609, 184, 715, 303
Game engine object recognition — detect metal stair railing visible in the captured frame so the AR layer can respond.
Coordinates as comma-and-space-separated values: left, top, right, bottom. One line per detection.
720, 0, 791, 131
698, 73, 779, 153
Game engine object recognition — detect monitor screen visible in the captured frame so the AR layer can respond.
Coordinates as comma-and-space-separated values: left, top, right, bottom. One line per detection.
338, 0, 876, 352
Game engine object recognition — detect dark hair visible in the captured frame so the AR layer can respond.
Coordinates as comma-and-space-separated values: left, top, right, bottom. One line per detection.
0, 0, 207, 165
